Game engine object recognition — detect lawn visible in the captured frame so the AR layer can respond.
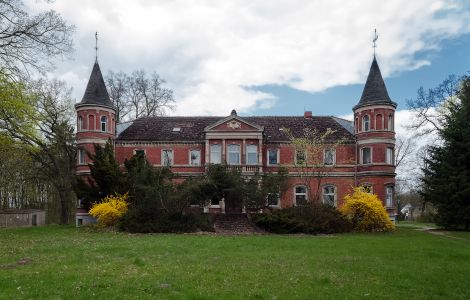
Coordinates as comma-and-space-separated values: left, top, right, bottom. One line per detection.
1, 226, 469, 299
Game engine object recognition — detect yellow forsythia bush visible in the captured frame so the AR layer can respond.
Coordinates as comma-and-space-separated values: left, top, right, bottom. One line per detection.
340, 187, 395, 232
89, 193, 129, 227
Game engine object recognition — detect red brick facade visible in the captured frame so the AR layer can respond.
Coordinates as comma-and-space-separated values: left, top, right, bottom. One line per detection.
75, 58, 397, 219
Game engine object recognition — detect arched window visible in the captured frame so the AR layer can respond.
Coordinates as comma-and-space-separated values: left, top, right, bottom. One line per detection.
88, 115, 95, 131
355, 117, 359, 133
77, 116, 83, 131
294, 185, 308, 206
362, 115, 370, 132
100, 116, 107, 132
322, 185, 337, 207
375, 114, 383, 130
388, 114, 394, 131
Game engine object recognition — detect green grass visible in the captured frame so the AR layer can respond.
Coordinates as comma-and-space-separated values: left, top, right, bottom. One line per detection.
1, 226, 470, 299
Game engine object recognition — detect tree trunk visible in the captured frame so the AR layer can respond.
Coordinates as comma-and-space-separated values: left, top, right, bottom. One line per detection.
57, 186, 71, 224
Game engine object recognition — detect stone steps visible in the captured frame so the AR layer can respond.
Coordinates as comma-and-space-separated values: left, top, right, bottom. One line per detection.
213, 214, 262, 235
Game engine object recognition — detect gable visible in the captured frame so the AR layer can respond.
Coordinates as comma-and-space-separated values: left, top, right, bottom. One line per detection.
205, 116, 263, 132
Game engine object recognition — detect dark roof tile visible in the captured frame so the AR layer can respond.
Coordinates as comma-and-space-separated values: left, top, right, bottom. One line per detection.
116, 116, 354, 143
78, 62, 114, 108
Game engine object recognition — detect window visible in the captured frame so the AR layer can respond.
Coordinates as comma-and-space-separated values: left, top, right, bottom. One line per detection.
355, 117, 359, 133
323, 185, 336, 207
388, 114, 394, 131
362, 115, 370, 131
78, 148, 85, 165
246, 145, 258, 165
78, 116, 83, 131
294, 186, 308, 206
162, 149, 173, 166
386, 148, 394, 165
324, 149, 335, 166
386, 186, 394, 207
362, 185, 373, 194
100, 116, 107, 132
228, 144, 240, 165
210, 144, 221, 164
134, 149, 145, 157
267, 192, 280, 207
361, 147, 371, 164
295, 150, 306, 165
190, 150, 201, 166
268, 149, 279, 165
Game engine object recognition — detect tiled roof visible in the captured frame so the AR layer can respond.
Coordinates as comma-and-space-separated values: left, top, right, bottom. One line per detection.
116, 116, 354, 143
77, 62, 114, 108
354, 57, 397, 110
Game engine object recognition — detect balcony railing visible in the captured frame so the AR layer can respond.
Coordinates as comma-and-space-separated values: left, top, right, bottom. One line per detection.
206, 164, 261, 173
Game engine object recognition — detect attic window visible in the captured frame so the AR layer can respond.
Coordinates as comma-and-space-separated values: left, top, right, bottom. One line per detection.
172, 127, 181, 133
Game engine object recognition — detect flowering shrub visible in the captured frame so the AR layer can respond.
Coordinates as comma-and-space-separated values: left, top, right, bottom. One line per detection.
340, 187, 395, 232
89, 193, 129, 227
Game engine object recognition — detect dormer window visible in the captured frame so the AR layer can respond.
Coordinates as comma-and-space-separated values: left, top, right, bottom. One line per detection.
362, 115, 370, 132
100, 116, 107, 132
172, 127, 181, 133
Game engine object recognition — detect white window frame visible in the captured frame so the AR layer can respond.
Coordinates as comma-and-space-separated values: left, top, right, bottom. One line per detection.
100, 116, 107, 132
228, 144, 241, 165
78, 116, 83, 132
322, 185, 337, 207
78, 148, 85, 165
162, 149, 173, 166
267, 148, 280, 166
294, 185, 308, 206
362, 184, 373, 194
324, 148, 336, 166
361, 147, 372, 165
295, 149, 306, 165
134, 149, 146, 157
386, 147, 394, 165
246, 144, 258, 165
362, 115, 370, 132
388, 114, 394, 131
210, 144, 221, 164
189, 149, 201, 166
386, 186, 394, 207
266, 192, 280, 207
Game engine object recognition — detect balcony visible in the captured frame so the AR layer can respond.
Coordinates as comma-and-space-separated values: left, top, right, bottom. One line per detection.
206, 164, 261, 173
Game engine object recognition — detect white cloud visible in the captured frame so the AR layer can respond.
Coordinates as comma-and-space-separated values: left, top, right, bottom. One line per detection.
25, 0, 470, 115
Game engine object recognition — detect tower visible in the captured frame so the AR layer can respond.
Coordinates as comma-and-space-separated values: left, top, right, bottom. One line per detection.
353, 56, 397, 217
75, 60, 116, 176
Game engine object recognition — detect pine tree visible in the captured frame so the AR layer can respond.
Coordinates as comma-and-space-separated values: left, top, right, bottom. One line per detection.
422, 76, 470, 230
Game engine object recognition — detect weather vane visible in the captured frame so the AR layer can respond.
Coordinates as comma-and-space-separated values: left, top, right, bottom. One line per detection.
373, 28, 378, 57
95, 32, 98, 62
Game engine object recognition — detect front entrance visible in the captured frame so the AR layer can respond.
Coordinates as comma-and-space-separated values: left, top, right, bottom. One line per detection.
224, 197, 243, 214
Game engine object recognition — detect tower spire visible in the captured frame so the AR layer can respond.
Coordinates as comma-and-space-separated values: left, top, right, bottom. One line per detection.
95, 32, 98, 62
373, 28, 378, 57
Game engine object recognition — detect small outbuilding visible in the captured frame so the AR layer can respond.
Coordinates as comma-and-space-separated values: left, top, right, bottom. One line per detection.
0, 209, 46, 228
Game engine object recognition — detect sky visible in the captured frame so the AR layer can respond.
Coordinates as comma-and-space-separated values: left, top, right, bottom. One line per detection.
26, 0, 470, 127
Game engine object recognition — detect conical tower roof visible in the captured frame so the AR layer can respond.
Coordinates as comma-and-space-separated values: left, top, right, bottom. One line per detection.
76, 61, 113, 108
354, 57, 396, 110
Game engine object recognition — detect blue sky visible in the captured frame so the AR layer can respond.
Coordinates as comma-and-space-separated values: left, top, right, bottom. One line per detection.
30, 0, 470, 118
249, 34, 470, 117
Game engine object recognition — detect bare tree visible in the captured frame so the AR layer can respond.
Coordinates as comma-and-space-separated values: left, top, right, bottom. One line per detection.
0, 0, 75, 78
284, 127, 346, 203
106, 71, 131, 122
407, 75, 461, 136
395, 134, 416, 169
132, 69, 175, 118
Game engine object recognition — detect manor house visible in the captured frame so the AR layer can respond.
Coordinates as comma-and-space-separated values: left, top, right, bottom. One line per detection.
75, 56, 397, 219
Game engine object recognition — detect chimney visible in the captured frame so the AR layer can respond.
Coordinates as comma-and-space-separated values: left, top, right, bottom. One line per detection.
304, 111, 312, 119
